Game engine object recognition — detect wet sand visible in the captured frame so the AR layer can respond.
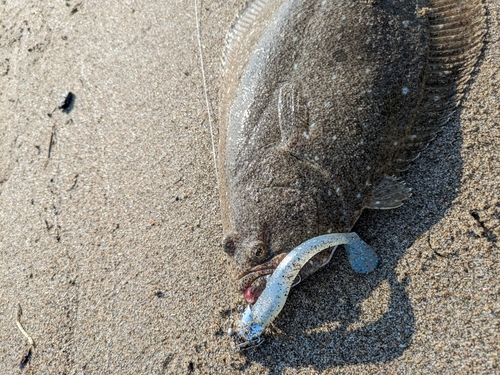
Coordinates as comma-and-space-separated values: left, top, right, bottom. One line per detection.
0, 1, 498, 374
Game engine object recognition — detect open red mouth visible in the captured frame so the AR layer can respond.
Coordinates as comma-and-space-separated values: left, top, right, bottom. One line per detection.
236, 253, 287, 304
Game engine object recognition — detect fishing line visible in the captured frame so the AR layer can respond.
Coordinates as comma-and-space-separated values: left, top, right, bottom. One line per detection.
194, 0, 219, 186
194, 0, 239, 339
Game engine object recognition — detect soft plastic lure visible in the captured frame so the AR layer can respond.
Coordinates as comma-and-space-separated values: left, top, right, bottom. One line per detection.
235, 232, 377, 348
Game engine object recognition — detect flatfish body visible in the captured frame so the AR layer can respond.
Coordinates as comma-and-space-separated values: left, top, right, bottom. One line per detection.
218, 0, 485, 303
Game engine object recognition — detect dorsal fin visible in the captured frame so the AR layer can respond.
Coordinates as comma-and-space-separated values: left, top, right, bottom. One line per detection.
223, 0, 271, 68
390, 0, 486, 172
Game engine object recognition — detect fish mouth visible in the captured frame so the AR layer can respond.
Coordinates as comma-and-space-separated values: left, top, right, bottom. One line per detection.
236, 253, 288, 304
236, 247, 337, 304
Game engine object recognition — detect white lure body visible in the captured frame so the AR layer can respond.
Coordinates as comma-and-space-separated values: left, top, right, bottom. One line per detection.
236, 232, 377, 348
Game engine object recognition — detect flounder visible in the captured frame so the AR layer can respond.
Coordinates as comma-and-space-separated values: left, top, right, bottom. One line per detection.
218, 0, 485, 304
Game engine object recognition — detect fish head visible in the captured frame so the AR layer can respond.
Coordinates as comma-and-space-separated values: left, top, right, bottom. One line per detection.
222, 186, 321, 304
223, 233, 288, 305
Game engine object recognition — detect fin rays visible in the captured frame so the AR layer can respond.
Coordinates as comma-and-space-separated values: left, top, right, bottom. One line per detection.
365, 176, 412, 210
224, 0, 270, 68
389, 0, 486, 173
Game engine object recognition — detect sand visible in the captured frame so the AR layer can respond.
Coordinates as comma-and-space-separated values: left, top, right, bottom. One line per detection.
0, 0, 498, 374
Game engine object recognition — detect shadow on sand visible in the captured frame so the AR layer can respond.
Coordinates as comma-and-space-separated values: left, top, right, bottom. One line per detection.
235, 112, 464, 373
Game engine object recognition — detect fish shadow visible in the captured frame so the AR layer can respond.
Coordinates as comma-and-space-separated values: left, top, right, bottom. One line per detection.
238, 111, 464, 372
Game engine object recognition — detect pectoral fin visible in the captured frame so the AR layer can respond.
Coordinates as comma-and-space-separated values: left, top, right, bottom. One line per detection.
366, 176, 412, 210
278, 83, 309, 147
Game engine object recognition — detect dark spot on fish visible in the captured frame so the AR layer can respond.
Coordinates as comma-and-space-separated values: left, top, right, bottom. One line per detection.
59, 92, 75, 114
333, 49, 348, 63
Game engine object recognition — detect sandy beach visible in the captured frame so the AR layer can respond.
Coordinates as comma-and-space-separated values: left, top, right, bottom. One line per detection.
0, 0, 498, 374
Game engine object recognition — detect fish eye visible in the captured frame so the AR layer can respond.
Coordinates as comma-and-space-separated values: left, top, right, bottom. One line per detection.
222, 236, 236, 256
250, 243, 268, 261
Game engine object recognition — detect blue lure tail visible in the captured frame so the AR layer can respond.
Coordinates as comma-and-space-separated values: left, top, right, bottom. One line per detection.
344, 235, 378, 274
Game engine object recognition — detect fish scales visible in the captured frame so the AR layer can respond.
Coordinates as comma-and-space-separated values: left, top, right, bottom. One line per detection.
218, 0, 485, 303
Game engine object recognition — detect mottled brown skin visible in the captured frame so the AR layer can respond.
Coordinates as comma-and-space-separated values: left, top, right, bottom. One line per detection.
218, 0, 485, 303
